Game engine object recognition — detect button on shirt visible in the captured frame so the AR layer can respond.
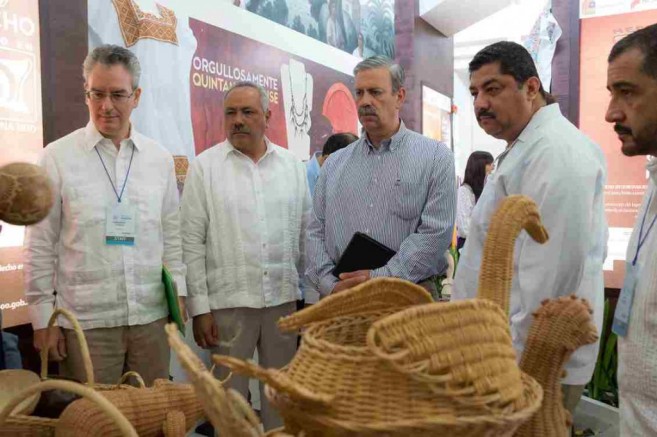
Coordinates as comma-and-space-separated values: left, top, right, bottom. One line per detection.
181, 139, 311, 316
306, 122, 456, 296
24, 122, 187, 330
453, 104, 608, 385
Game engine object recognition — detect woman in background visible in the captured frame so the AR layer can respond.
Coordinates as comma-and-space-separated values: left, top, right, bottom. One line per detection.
456, 151, 494, 250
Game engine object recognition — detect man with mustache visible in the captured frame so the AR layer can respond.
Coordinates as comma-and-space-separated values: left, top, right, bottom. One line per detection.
180, 81, 310, 431
605, 24, 657, 435
452, 42, 608, 417
24, 45, 186, 385
306, 56, 456, 296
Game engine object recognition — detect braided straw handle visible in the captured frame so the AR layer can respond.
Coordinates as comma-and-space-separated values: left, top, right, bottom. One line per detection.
278, 277, 433, 332
116, 371, 146, 388
477, 195, 549, 316
212, 355, 332, 407
0, 379, 137, 437
41, 308, 95, 385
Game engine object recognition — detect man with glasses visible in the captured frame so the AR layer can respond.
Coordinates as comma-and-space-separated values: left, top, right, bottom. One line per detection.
24, 44, 186, 386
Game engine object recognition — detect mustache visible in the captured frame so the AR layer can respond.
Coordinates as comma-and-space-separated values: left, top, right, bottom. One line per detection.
476, 110, 495, 121
358, 106, 377, 116
614, 124, 632, 136
231, 126, 251, 134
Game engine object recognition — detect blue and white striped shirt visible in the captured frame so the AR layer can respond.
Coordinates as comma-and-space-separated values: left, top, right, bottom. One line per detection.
306, 121, 456, 296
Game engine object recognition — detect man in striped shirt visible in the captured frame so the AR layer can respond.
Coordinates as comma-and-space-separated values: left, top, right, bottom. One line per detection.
305, 56, 456, 296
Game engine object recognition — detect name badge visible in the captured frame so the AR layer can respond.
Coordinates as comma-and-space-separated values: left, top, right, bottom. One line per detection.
612, 262, 639, 337
105, 202, 136, 246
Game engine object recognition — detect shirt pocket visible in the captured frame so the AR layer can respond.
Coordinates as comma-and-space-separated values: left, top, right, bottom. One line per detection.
392, 180, 425, 220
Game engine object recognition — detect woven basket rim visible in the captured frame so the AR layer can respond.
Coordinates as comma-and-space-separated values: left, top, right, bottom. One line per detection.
264, 372, 542, 431
265, 373, 543, 432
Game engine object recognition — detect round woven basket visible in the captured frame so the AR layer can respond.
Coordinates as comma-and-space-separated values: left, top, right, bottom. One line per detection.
215, 304, 542, 436
0, 369, 41, 415
0, 308, 146, 435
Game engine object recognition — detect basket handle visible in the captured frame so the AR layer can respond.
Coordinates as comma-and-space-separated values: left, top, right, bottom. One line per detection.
212, 355, 332, 407
0, 379, 137, 437
116, 371, 146, 388
41, 308, 95, 386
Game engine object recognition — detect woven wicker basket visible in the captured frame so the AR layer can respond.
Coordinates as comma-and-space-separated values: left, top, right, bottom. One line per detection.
0, 308, 146, 435
215, 306, 542, 436
39, 308, 146, 389
0, 379, 137, 437
165, 323, 296, 437
278, 277, 433, 332
212, 196, 552, 436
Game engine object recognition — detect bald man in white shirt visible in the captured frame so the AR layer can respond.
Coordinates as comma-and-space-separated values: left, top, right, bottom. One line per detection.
181, 81, 311, 431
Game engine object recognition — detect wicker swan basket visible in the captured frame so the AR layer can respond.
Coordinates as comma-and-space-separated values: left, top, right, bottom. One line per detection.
213, 196, 554, 436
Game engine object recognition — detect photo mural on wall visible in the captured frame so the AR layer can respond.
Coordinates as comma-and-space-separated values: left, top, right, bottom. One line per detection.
189, 16, 359, 158
240, 0, 395, 58
88, 0, 360, 163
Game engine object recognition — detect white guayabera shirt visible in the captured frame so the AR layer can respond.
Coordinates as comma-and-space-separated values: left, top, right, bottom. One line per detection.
24, 122, 186, 330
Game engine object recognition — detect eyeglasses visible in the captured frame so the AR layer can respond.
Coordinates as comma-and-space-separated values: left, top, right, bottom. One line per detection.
85, 90, 136, 103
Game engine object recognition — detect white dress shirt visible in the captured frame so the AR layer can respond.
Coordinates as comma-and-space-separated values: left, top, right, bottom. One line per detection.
24, 122, 186, 330
619, 157, 657, 435
453, 104, 608, 385
181, 139, 311, 317
456, 184, 475, 239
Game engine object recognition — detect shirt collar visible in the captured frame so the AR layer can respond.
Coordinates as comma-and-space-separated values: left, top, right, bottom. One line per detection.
83, 121, 141, 152
223, 137, 276, 161
363, 120, 407, 153
515, 103, 561, 145
648, 155, 657, 185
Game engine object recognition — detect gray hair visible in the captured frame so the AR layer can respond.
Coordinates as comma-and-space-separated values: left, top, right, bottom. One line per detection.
353, 55, 405, 92
83, 44, 141, 90
225, 81, 270, 112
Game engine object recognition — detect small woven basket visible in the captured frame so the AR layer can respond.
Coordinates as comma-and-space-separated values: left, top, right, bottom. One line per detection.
0, 379, 137, 437
0, 308, 145, 435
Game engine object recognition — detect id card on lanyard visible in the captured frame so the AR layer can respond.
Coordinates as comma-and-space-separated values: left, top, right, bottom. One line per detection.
613, 189, 657, 337
96, 145, 137, 247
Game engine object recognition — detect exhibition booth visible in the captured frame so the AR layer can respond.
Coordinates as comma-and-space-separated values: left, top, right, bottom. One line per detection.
1, 0, 656, 435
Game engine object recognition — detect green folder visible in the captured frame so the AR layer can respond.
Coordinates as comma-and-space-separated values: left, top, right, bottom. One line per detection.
162, 266, 185, 335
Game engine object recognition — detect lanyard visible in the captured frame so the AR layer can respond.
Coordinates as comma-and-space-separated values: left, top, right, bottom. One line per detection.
633, 188, 657, 266
95, 144, 135, 203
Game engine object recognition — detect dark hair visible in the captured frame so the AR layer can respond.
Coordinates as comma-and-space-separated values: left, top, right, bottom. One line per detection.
469, 41, 547, 100
322, 132, 358, 156
462, 151, 494, 202
609, 23, 657, 79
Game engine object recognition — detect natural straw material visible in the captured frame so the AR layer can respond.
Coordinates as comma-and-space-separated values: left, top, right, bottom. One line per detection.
515, 296, 599, 437
477, 195, 549, 315
0, 308, 148, 435
0, 379, 137, 437
40, 308, 146, 390
0, 369, 41, 415
165, 323, 294, 437
56, 378, 203, 437
277, 277, 433, 332
367, 299, 524, 410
